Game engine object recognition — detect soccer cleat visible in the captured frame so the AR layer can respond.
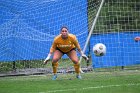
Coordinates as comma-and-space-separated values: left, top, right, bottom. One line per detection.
52, 74, 57, 80
76, 75, 82, 79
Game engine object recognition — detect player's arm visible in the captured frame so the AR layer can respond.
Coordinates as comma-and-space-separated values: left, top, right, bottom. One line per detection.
44, 39, 57, 64
73, 36, 89, 61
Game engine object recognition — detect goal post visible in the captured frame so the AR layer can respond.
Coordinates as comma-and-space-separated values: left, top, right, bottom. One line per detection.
80, 0, 105, 73
83, 0, 105, 53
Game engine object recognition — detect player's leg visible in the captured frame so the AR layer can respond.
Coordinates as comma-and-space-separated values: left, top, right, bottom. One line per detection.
67, 49, 82, 79
52, 50, 63, 80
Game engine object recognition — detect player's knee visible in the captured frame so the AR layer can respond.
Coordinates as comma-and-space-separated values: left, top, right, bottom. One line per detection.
52, 58, 59, 62
71, 59, 78, 64
70, 57, 78, 63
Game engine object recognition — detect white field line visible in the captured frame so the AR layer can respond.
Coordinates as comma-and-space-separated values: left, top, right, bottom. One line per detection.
39, 83, 140, 93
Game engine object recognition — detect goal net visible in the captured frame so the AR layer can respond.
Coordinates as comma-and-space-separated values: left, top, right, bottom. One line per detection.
1, 0, 140, 76
90, 0, 140, 70
0, 0, 95, 75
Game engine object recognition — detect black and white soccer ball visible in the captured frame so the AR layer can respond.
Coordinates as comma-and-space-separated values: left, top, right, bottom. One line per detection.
93, 43, 106, 57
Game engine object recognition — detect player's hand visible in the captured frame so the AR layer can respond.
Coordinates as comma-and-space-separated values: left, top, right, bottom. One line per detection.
43, 58, 49, 65
82, 54, 89, 61
43, 53, 51, 65
80, 51, 89, 61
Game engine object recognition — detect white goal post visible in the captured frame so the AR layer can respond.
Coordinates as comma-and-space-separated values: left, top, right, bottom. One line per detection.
80, 0, 105, 73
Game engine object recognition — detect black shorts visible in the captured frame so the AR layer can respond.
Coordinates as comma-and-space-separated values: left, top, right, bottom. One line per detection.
56, 48, 76, 54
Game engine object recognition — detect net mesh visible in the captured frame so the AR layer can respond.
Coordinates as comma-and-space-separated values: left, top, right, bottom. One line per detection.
0, 0, 140, 76
0, 0, 92, 75
91, 0, 140, 70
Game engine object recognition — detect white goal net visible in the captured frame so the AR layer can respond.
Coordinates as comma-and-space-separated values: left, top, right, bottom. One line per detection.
0, 0, 140, 76
0, 0, 98, 75
90, 0, 140, 70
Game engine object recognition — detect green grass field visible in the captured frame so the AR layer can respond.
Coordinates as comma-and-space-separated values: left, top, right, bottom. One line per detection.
0, 70, 140, 93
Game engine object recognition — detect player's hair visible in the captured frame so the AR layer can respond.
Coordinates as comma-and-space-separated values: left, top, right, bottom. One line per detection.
60, 26, 69, 31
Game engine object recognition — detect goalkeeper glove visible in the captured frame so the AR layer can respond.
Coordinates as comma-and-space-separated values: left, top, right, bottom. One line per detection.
43, 53, 51, 64
80, 51, 89, 61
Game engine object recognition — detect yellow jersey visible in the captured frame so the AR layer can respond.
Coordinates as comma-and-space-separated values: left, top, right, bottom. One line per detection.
50, 34, 81, 53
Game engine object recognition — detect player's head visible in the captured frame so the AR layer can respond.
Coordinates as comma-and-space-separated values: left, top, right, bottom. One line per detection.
60, 26, 69, 39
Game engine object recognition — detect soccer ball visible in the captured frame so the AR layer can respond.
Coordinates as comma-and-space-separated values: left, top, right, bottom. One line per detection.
93, 43, 106, 57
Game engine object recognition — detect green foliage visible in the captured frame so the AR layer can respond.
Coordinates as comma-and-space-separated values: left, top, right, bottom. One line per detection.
88, 0, 140, 34
0, 62, 13, 72
0, 60, 45, 73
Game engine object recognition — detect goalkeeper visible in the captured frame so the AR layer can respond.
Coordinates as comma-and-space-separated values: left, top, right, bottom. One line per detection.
44, 26, 88, 80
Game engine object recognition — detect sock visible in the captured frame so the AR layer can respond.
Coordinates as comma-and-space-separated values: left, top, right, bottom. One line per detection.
74, 62, 80, 75
52, 62, 58, 74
